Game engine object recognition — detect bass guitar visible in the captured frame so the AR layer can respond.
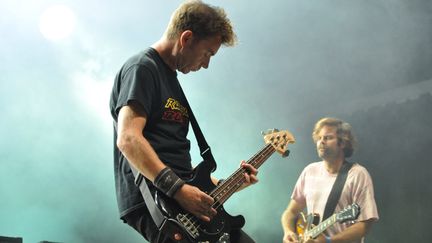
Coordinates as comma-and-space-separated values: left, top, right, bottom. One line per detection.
156, 129, 295, 242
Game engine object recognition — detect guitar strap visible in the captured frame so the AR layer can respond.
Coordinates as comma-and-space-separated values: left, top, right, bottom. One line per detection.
322, 161, 353, 220
177, 84, 217, 167
118, 83, 217, 232
113, 121, 166, 229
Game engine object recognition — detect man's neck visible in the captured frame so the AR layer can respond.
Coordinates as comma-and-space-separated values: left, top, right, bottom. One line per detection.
323, 157, 345, 174
152, 37, 179, 71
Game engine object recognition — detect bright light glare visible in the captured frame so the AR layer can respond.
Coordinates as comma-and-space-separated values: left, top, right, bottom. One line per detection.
72, 60, 113, 126
39, 5, 76, 41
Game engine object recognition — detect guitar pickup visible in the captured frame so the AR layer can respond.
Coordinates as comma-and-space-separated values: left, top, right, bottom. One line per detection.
177, 214, 200, 238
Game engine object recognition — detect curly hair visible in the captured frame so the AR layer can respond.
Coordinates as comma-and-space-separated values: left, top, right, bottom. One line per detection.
165, 0, 237, 46
312, 117, 357, 158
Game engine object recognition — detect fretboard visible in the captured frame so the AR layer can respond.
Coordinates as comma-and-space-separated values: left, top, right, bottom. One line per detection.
210, 143, 275, 204
306, 214, 337, 238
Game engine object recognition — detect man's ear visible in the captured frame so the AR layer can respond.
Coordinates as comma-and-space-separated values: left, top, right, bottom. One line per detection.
179, 30, 194, 48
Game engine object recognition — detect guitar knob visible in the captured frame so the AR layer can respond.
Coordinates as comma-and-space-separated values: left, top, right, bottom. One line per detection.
218, 233, 230, 243
174, 233, 183, 241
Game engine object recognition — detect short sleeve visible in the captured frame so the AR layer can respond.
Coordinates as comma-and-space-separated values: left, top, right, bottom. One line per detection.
115, 64, 158, 117
291, 167, 307, 205
351, 167, 379, 222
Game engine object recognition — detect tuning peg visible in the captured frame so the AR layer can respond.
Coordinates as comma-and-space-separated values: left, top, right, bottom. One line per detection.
261, 128, 279, 135
282, 150, 290, 158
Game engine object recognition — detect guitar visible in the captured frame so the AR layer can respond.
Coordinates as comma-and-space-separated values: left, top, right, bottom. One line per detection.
155, 129, 295, 242
296, 203, 361, 242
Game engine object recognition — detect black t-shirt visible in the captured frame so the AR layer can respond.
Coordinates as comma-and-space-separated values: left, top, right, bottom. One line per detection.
110, 48, 192, 218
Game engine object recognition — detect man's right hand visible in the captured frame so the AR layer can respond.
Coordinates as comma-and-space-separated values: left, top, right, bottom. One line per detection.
283, 231, 300, 243
173, 184, 217, 222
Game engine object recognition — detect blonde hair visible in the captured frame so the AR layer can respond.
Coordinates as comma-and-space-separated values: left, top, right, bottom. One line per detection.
312, 117, 357, 157
165, 0, 237, 46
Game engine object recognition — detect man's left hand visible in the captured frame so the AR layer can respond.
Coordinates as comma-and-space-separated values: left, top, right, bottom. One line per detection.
238, 160, 258, 191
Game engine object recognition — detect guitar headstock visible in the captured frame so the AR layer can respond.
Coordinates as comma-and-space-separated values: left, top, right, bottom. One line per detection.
335, 203, 361, 223
262, 129, 295, 157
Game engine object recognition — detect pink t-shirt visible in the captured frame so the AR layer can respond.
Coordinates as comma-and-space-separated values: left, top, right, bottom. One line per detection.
292, 161, 379, 243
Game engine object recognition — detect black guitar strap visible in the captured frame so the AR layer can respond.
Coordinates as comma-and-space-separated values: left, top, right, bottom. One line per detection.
114, 122, 166, 229
177, 84, 217, 167
118, 83, 217, 232
130, 162, 166, 229
322, 161, 353, 220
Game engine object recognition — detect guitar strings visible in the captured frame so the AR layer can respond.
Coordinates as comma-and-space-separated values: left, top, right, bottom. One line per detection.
210, 144, 275, 204
181, 147, 274, 233
182, 143, 277, 232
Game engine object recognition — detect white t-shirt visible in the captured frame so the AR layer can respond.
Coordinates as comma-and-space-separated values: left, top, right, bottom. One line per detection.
292, 161, 379, 243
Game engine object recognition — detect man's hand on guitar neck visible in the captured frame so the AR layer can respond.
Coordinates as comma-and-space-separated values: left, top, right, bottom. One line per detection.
173, 184, 217, 222
237, 161, 259, 191
171, 160, 258, 222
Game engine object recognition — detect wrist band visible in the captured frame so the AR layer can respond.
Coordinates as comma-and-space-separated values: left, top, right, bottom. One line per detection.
325, 236, 331, 243
153, 167, 185, 198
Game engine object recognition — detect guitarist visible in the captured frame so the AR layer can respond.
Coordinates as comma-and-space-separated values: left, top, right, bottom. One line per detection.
110, 1, 258, 242
281, 118, 379, 243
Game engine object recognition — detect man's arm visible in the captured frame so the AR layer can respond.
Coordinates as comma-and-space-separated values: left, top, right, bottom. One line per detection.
116, 104, 216, 221
281, 199, 306, 243
116, 105, 165, 180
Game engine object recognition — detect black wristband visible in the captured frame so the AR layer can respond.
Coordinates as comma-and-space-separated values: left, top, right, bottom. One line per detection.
153, 167, 185, 198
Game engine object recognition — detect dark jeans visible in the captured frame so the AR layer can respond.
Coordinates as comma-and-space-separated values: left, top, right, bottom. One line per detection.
123, 207, 255, 243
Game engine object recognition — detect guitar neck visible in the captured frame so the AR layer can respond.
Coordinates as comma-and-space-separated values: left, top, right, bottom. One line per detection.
210, 144, 275, 204
306, 214, 337, 239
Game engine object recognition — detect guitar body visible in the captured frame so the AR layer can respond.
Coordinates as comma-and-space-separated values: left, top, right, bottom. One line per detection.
152, 129, 296, 242
155, 159, 245, 242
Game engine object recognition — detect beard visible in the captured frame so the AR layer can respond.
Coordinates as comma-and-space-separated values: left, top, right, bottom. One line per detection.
317, 146, 338, 160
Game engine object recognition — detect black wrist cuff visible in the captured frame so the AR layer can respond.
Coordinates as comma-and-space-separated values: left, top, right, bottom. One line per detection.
153, 167, 185, 198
